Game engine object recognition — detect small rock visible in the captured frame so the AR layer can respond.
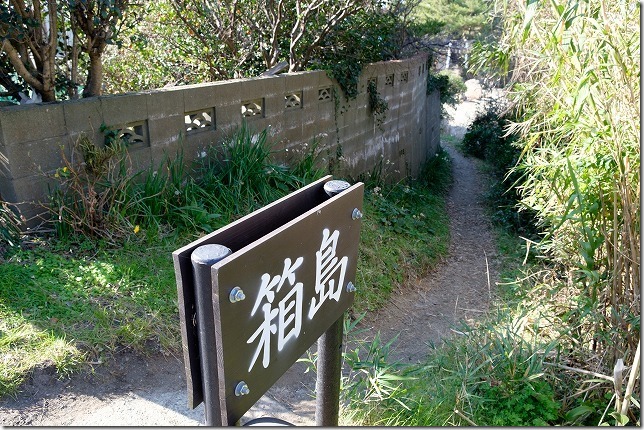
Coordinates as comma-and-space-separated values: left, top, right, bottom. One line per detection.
464, 79, 483, 101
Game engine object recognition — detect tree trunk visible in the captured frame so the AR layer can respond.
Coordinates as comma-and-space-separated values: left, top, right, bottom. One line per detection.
83, 51, 103, 98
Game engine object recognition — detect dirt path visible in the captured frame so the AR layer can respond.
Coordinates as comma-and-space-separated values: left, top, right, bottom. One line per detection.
360, 137, 499, 364
0, 97, 499, 427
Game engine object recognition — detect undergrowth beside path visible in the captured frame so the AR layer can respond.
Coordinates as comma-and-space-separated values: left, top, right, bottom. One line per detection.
0, 126, 452, 399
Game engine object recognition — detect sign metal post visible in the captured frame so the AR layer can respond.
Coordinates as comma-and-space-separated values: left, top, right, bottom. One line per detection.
315, 317, 344, 426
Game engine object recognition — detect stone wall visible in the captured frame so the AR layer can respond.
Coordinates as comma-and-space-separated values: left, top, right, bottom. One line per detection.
0, 54, 440, 223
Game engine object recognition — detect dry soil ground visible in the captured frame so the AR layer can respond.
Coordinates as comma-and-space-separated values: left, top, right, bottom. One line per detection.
0, 93, 498, 426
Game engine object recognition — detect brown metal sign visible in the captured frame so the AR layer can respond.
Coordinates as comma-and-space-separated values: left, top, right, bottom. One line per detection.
211, 183, 363, 424
172, 176, 363, 425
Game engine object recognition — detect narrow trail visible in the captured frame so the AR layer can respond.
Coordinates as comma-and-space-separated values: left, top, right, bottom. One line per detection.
0, 97, 500, 427
361, 138, 500, 364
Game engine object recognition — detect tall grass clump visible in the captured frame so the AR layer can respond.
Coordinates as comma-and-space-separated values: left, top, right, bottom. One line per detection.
197, 124, 301, 216
394, 309, 561, 426
48, 136, 138, 242
0, 200, 21, 253
48, 124, 324, 242
471, 0, 639, 423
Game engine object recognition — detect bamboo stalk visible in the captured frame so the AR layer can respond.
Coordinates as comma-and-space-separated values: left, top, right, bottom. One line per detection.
543, 361, 614, 382
619, 340, 641, 417
454, 409, 478, 426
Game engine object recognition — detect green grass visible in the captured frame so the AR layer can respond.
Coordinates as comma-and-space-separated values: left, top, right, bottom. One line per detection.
0, 236, 182, 396
0, 145, 453, 399
354, 147, 451, 313
345, 225, 565, 426
356, 184, 449, 313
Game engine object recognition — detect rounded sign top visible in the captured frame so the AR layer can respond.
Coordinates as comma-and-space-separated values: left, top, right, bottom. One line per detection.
323, 180, 351, 197
191, 244, 232, 265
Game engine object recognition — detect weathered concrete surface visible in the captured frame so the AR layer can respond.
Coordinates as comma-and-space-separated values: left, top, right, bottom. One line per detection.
0, 55, 441, 225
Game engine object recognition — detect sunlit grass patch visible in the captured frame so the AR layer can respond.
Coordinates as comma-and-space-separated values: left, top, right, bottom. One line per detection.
0, 314, 82, 397
0, 237, 181, 397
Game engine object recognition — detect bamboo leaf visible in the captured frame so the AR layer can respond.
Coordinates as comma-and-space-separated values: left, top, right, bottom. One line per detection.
523, 0, 540, 42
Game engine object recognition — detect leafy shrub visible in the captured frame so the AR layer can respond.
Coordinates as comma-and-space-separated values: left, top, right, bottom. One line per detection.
492, 0, 640, 375
48, 136, 137, 242
466, 315, 561, 426
316, 8, 399, 100
427, 69, 466, 107
48, 124, 323, 242
376, 311, 562, 426
300, 315, 414, 426
476, 378, 559, 426
460, 102, 506, 160
197, 123, 302, 216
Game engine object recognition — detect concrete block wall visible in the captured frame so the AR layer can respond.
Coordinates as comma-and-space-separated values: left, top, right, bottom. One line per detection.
0, 54, 441, 223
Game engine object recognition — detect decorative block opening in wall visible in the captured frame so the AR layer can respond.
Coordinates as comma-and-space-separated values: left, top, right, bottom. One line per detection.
116, 121, 149, 149
385, 74, 394, 86
285, 92, 302, 109
367, 77, 377, 89
400, 71, 409, 83
318, 87, 332, 101
418, 65, 422, 76
185, 109, 215, 132
241, 98, 264, 118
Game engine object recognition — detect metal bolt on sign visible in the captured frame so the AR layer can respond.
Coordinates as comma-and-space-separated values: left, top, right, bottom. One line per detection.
352, 208, 363, 220
346, 282, 356, 293
229, 286, 246, 303
235, 381, 250, 397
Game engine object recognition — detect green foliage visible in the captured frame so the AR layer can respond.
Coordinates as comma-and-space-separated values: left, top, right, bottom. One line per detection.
358, 305, 562, 426
3, 142, 451, 400
104, 1, 397, 93
465, 315, 561, 426
460, 103, 505, 159
413, 0, 495, 38
198, 124, 300, 216
102, 1, 213, 92
475, 377, 559, 426
461, 100, 538, 236
367, 79, 388, 130
48, 135, 137, 242
488, 0, 640, 375
426, 69, 466, 107
316, 7, 400, 100
285, 139, 326, 185
300, 314, 414, 426
48, 124, 322, 242
0, 237, 180, 397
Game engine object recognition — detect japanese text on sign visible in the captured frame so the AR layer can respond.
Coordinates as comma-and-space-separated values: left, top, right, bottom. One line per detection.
247, 228, 348, 372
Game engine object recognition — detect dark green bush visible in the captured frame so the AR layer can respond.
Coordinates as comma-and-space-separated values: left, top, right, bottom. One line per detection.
475, 378, 560, 426
427, 70, 466, 107
461, 103, 539, 236
461, 107, 505, 160
314, 8, 399, 100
